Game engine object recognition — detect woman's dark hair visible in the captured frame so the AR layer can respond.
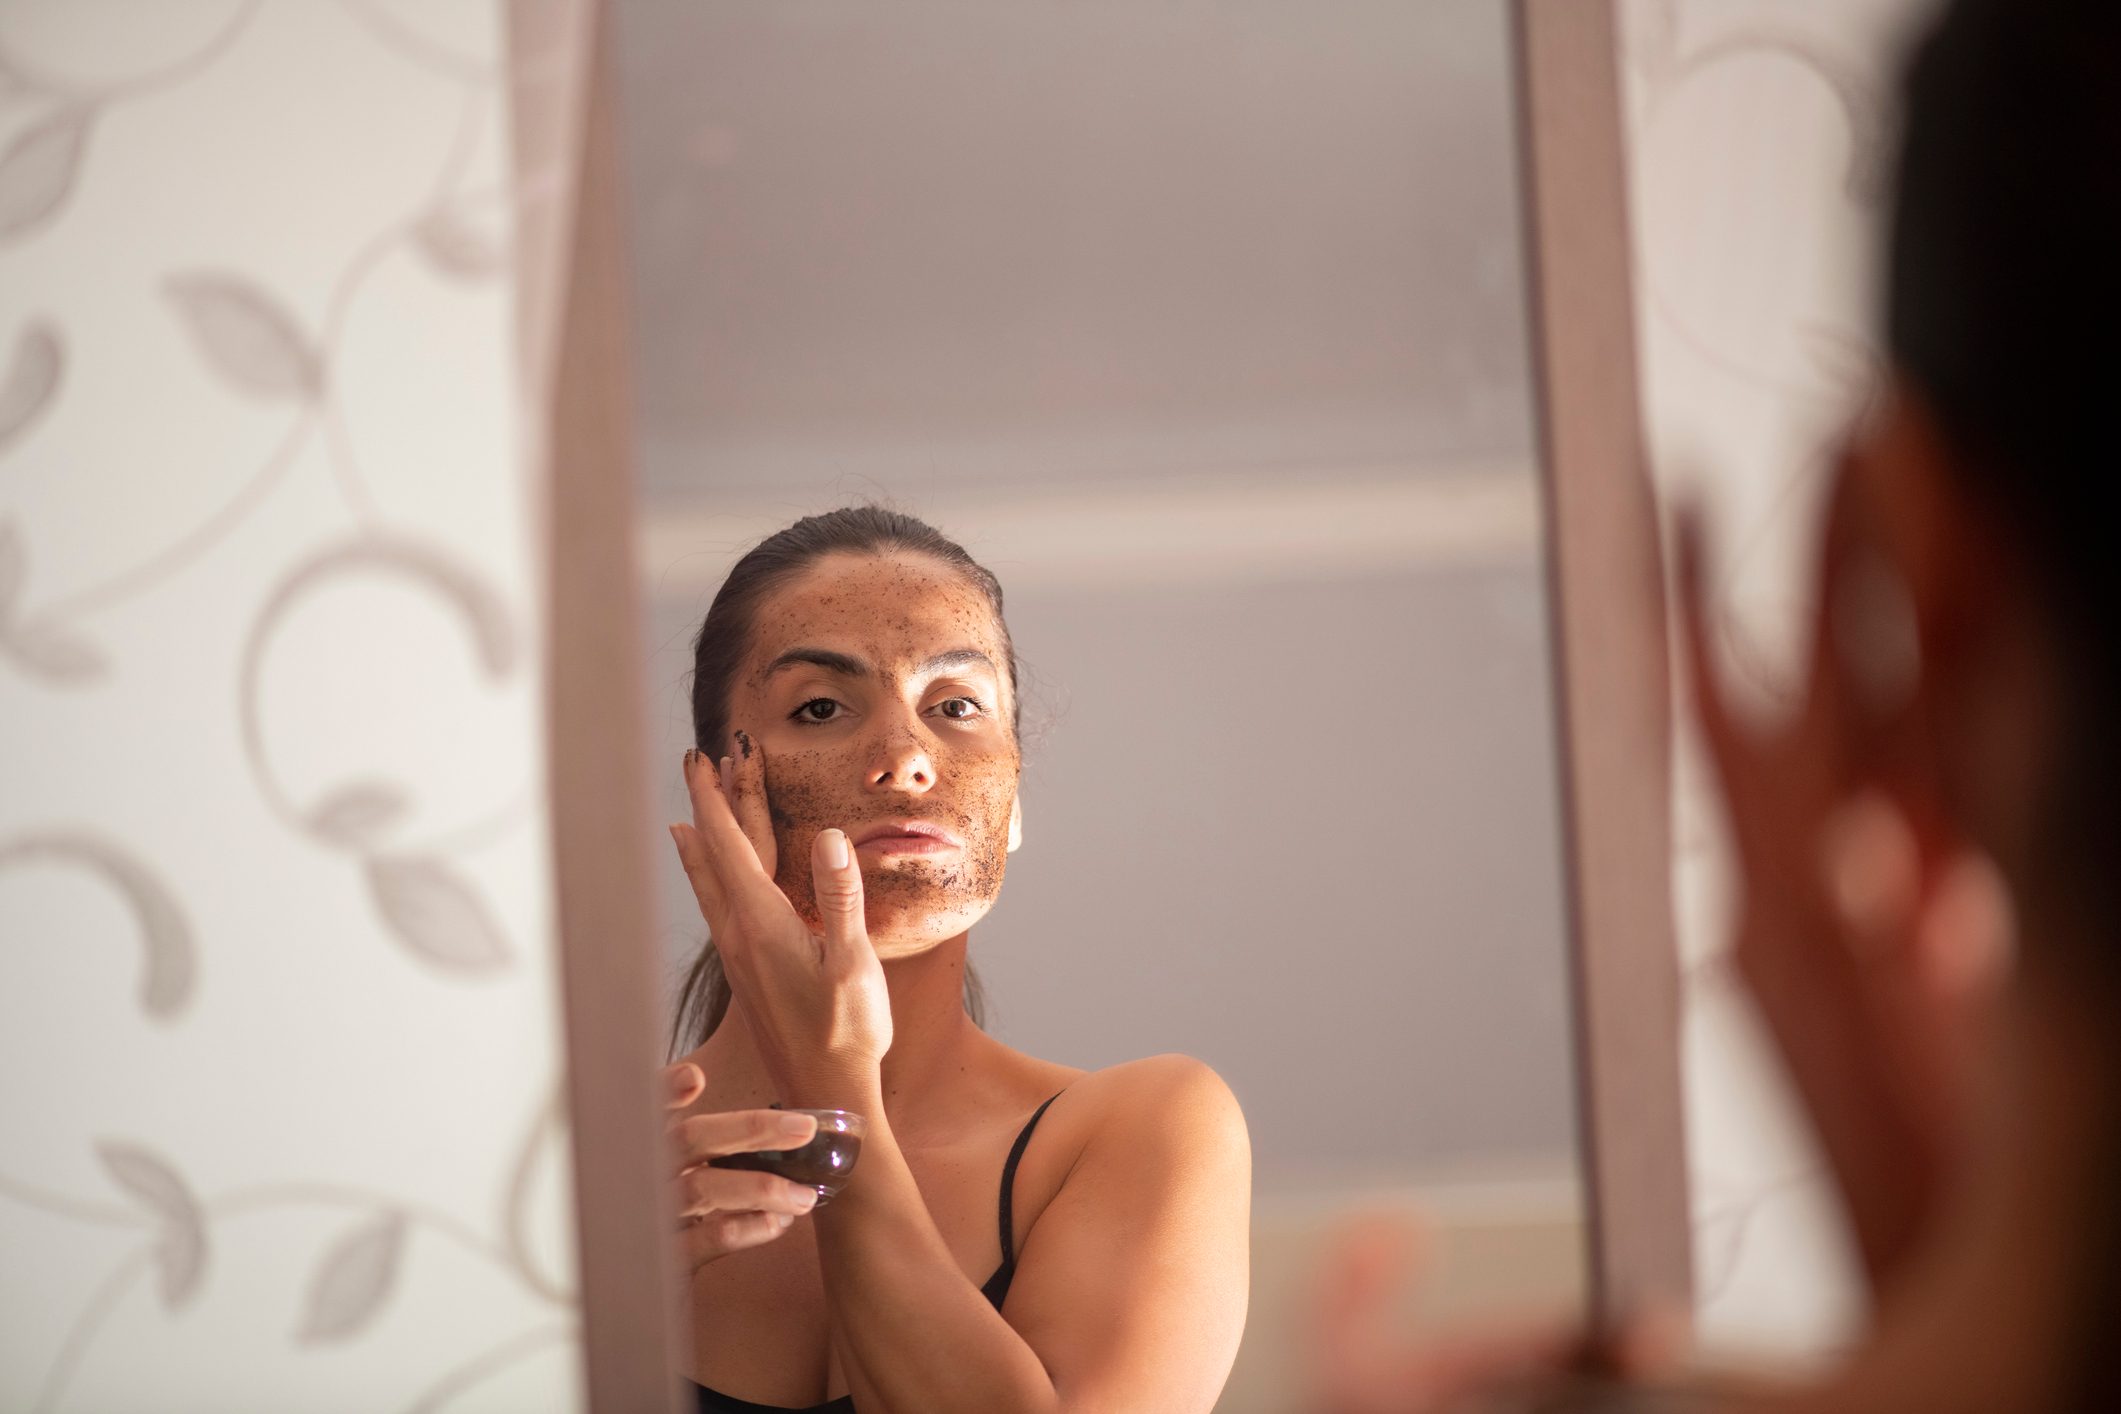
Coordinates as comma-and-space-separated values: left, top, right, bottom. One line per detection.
1886, 2, 2121, 1404
667, 506, 1017, 1057
1889, 0, 2121, 943
1887, 0, 2120, 714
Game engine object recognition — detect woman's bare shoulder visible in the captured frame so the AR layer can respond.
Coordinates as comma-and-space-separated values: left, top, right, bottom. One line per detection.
1011, 1054, 1249, 1253
1074, 1052, 1236, 1099
979, 1038, 1238, 1117
971, 1032, 1246, 1160
1057, 1053, 1248, 1155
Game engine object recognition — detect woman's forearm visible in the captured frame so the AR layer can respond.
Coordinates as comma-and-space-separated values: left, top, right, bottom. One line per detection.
797, 1076, 1061, 1414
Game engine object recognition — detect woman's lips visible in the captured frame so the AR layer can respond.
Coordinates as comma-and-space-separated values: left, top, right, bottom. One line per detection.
850, 821, 964, 855
858, 835, 960, 855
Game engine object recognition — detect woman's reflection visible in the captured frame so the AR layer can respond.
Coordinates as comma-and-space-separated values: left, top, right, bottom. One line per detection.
658, 507, 1250, 1412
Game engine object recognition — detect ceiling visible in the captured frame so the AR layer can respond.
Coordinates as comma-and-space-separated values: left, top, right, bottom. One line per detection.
610, 0, 1538, 507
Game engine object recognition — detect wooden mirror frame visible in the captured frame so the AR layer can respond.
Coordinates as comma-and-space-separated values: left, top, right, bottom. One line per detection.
512, 1, 687, 1409
1514, 0, 1693, 1326
521, 0, 1691, 1404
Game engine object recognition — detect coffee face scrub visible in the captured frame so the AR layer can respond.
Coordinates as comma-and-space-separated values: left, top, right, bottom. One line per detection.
764, 757, 1012, 944
721, 551, 1026, 956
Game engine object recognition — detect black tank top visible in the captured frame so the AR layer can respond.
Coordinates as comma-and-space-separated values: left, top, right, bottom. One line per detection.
690, 1093, 1063, 1414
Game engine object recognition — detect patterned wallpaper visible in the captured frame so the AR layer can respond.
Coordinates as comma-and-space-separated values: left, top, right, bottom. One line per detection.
1617, 0, 1937, 1363
0, 3, 583, 1408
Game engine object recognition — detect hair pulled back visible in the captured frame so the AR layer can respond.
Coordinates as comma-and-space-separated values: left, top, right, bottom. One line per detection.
668, 506, 1015, 1057
1888, 0, 2121, 691
1887, 0, 2121, 945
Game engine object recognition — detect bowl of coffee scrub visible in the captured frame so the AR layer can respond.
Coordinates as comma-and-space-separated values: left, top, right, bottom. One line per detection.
708, 1109, 866, 1205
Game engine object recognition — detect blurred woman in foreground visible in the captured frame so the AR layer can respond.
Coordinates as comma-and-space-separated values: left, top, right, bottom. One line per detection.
1692, 0, 2121, 1406
1328, 0, 2121, 1408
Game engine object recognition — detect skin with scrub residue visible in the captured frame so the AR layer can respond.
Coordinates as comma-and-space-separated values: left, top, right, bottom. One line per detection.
729, 554, 1021, 955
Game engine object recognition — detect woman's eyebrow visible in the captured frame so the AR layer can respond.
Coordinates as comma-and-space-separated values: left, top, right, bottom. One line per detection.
760, 647, 994, 681
763, 647, 868, 680
917, 649, 995, 676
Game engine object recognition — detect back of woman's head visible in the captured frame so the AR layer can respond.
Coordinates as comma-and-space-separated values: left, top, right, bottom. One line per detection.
671, 505, 1013, 1052
1888, 3, 2121, 1398
1888, 0, 2121, 701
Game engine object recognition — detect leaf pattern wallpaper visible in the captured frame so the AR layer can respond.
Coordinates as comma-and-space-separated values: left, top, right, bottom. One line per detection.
0, 2, 585, 1408
1618, 0, 1938, 1364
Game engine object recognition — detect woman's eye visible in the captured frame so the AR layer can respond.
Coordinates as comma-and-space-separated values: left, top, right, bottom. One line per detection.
936, 696, 985, 721
793, 698, 841, 723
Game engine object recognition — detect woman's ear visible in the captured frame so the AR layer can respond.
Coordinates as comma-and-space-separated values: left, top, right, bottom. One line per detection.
1007, 795, 1023, 852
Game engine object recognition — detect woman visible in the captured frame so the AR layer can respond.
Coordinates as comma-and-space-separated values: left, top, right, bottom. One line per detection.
1328, 0, 2120, 1408
655, 508, 1251, 1412
1693, 0, 2121, 1405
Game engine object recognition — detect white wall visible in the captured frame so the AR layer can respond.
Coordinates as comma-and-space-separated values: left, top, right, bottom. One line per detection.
0, 3, 584, 1408
1616, 0, 1940, 1364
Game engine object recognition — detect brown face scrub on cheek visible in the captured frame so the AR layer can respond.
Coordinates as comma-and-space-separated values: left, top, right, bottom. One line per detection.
763, 745, 1017, 942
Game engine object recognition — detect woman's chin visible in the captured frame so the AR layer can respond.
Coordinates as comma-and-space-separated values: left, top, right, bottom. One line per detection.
863, 904, 996, 960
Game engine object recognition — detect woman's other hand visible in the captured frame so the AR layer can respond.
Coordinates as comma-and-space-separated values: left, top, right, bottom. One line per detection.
669, 739, 892, 1097
1307, 1208, 1689, 1414
663, 1062, 821, 1273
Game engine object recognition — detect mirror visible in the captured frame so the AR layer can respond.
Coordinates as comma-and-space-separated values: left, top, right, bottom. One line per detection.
612, 0, 1585, 1404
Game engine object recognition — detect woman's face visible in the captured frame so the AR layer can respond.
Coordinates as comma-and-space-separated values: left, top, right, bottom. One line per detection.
725, 551, 1021, 959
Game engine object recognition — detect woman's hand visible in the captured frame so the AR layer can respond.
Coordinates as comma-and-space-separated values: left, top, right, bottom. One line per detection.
1674, 490, 2008, 1291
1307, 1208, 1689, 1414
669, 737, 892, 1099
663, 1062, 822, 1273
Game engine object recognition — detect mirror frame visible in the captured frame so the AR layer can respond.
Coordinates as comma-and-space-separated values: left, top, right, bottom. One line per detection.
1513, 0, 1693, 1327
523, 0, 1692, 1404
513, 1, 687, 1409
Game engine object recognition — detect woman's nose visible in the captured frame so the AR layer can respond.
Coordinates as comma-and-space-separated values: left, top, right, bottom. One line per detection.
865, 724, 935, 792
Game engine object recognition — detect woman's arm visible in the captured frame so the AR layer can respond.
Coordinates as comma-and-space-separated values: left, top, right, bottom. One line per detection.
795, 1054, 1250, 1414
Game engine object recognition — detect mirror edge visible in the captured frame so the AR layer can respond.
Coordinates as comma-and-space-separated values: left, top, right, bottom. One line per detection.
514, 0, 690, 1409
1513, 0, 1695, 1330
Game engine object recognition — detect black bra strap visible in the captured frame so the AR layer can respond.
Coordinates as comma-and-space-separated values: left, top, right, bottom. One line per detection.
995, 1092, 1063, 1269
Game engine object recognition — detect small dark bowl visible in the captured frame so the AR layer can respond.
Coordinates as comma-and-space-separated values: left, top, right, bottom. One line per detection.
708, 1108, 866, 1205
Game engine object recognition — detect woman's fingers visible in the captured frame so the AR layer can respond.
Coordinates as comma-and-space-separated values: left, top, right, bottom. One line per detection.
1673, 504, 1747, 795
682, 748, 778, 903
672, 1164, 820, 1222
1818, 792, 1923, 962
1916, 851, 2013, 1000
670, 821, 727, 932
683, 749, 748, 865
1897, 849, 2012, 1130
810, 827, 868, 958
1308, 1209, 1591, 1414
663, 1104, 819, 1269
663, 1061, 706, 1109
669, 1107, 819, 1166
726, 729, 779, 880
682, 1210, 796, 1265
